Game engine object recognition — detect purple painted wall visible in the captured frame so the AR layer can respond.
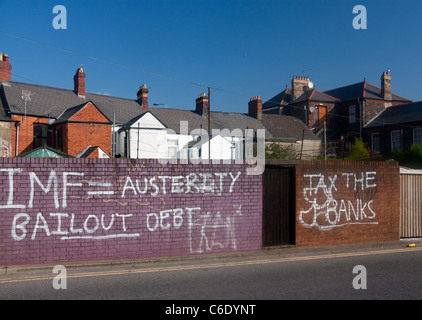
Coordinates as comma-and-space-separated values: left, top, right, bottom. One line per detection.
0, 158, 262, 265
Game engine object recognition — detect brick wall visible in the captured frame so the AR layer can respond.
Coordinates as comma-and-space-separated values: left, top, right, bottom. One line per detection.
295, 160, 400, 247
66, 122, 111, 157
0, 158, 262, 266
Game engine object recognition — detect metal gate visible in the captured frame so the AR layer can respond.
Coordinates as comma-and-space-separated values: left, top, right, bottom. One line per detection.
262, 166, 295, 246
400, 168, 422, 238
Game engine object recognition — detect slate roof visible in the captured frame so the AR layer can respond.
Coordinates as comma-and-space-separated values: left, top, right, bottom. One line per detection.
262, 80, 411, 112
262, 87, 292, 111
259, 114, 320, 141
0, 81, 143, 125
365, 101, 422, 128
0, 80, 319, 143
289, 89, 339, 104
324, 81, 411, 102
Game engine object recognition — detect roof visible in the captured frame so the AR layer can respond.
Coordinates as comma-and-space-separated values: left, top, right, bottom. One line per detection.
259, 114, 320, 142
78, 146, 108, 158
53, 101, 111, 124
289, 89, 339, 104
134, 108, 272, 137
0, 81, 144, 125
262, 87, 292, 111
262, 80, 411, 112
18, 145, 74, 158
324, 81, 411, 102
365, 101, 422, 128
0, 80, 318, 143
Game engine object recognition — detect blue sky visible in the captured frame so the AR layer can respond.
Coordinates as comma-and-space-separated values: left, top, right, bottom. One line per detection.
0, 0, 421, 114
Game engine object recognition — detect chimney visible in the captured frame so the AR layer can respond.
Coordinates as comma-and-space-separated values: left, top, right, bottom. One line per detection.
73, 67, 86, 97
137, 84, 149, 110
291, 76, 311, 100
0, 52, 12, 82
248, 96, 262, 121
381, 70, 392, 101
196, 93, 209, 116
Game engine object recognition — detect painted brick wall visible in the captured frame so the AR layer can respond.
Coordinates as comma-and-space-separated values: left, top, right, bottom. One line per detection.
295, 160, 400, 247
0, 158, 262, 266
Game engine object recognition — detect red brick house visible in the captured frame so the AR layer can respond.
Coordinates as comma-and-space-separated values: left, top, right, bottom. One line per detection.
262, 72, 412, 156
0, 52, 145, 157
50, 101, 111, 157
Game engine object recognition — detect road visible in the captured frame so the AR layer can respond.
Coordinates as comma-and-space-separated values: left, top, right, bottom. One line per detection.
1, 244, 421, 305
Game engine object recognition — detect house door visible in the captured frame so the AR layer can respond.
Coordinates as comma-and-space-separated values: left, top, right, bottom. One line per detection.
262, 166, 295, 246
318, 106, 327, 121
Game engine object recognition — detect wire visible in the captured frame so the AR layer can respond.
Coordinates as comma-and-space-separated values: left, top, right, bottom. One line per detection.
0, 30, 213, 90
0, 31, 418, 132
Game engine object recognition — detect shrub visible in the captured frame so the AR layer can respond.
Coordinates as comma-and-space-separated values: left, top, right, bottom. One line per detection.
345, 138, 370, 160
265, 143, 298, 160
390, 144, 422, 165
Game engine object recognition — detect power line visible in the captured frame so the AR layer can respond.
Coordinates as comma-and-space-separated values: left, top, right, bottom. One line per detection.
0, 31, 417, 130
0, 30, 213, 90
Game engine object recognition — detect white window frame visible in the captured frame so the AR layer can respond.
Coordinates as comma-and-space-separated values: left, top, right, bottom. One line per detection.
371, 133, 380, 153
167, 139, 178, 158
413, 128, 422, 146
391, 130, 402, 152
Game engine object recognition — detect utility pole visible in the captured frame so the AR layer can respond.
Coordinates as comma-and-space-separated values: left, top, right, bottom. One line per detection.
324, 121, 327, 160
208, 86, 211, 162
112, 113, 115, 158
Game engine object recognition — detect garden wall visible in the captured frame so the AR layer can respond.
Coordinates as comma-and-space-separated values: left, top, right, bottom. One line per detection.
0, 158, 262, 265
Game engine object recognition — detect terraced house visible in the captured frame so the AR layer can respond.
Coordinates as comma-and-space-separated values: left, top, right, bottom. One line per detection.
0, 50, 320, 160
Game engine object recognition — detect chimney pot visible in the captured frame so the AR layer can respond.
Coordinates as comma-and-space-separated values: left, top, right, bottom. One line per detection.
381, 70, 392, 101
137, 84, 149, 110
195, 93, 209, 116
73, 67, 86, 97
291, 75, 311, 100
0, 52, 12, 82
248, 95, 262, 120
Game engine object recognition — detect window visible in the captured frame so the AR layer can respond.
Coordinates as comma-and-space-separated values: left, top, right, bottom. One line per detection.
371, 133, 380, 153
349, 105, 356, 124
33, 124, 48, 149
56, 128, 62, 148
414, 128, 422, 146
391, 130, 402, 151
167, 139, 178, 158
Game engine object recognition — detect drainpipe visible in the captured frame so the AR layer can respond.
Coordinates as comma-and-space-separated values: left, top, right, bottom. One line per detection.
363, 97, 367, 126
14, 122, 20, 156
363, 97, 367, 142
358, 98, 362, 139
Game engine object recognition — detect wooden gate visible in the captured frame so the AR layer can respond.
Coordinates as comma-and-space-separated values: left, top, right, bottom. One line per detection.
400, 169, 422, 238
262, 166, 295, 246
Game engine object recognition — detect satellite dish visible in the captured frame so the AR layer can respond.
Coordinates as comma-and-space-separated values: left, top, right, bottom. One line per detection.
308, 82, 314, 89
309, 106, 316, 113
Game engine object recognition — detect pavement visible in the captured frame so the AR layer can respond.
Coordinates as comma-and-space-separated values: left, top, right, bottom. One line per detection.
2, 238, 421, 275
